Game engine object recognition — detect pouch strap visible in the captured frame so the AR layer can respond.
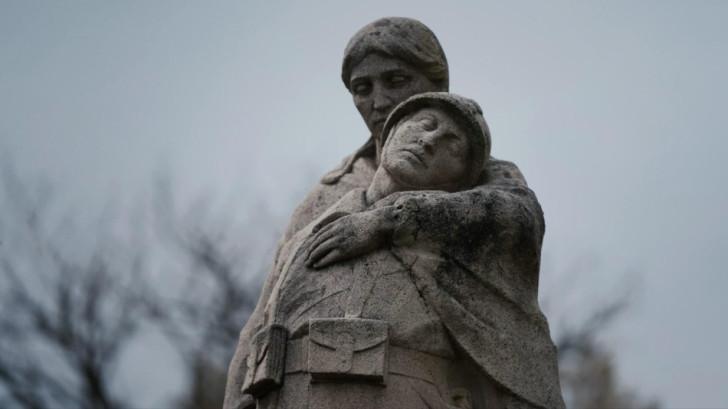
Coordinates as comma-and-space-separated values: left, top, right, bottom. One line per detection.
345, 262, 374, 318
345, 255, 389, 318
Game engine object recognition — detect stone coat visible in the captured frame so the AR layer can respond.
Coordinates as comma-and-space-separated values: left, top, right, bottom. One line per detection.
224, 154, 565, 409
254, 189, 461, 408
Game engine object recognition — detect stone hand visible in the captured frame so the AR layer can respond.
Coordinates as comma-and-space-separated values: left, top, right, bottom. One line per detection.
304, 208, 391, 269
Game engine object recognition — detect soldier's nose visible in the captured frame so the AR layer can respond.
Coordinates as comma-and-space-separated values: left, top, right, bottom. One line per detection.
418, 137, 434, 154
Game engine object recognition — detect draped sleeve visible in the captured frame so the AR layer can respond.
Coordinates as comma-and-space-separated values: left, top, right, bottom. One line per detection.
386, 158, 565, 409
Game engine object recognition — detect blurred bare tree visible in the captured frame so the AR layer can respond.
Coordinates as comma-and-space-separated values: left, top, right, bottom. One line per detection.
0, 162, 659, 409
546, 268, 660, 409
0, 164, 145, 409
145, 177, 271, 409
0, 165, 270, 409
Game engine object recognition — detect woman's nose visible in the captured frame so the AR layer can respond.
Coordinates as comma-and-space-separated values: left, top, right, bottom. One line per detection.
372, 95, 391, 111
371, 88, 393, 112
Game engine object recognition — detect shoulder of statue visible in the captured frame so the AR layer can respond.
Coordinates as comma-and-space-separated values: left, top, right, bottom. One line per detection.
331, 153, 356, 172
320, 136, 377, 185
482, 157, 528, 187
320, 153, 376, 184
283, 153, 374, 242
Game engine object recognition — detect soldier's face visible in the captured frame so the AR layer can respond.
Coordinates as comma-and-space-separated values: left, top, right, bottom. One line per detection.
381, 107, 470, 191
349, 53, 440, 137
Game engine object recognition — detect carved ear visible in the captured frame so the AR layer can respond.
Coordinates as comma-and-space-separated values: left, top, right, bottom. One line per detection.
312, 211, 350, 233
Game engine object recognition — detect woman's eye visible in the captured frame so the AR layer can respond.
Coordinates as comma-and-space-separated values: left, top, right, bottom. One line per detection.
353, 83, 371, 95
389, 75, 409, 87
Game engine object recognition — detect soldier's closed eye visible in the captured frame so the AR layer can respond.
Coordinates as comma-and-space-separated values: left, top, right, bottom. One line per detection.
443, 133, 466, 155
418, 115, 438, 131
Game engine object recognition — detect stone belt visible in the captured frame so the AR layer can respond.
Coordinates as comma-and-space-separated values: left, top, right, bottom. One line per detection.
284, 336, 452, 386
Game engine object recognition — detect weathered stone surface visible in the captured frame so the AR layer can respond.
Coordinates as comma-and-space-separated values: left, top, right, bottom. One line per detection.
224, 17, 564, 409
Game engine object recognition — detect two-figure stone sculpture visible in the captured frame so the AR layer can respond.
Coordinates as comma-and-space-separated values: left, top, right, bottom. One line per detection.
224, 17, 565, 409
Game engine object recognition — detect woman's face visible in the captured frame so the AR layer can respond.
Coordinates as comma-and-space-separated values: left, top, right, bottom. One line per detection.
349, 53, 441, 137
381, 107, 470, 190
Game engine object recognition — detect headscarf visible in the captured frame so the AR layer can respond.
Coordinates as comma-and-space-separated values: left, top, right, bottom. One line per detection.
322, 17, 449, 185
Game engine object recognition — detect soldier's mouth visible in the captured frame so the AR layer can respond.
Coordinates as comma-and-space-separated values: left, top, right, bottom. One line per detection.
399, 148, 427, 167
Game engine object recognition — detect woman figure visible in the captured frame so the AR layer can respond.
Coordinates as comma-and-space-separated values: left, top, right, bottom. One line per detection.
225, 18, 563, 409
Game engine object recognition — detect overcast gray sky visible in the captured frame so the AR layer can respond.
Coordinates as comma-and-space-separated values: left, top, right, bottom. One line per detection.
2, 1, 727, 407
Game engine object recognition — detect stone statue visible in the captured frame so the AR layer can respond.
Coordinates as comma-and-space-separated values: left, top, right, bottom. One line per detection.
224, 18, 564, 409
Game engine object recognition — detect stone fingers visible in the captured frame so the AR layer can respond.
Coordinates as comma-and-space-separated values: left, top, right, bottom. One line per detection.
305, 222, 340, 264
312, 248, 344, 269
306, 234, 344, 268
